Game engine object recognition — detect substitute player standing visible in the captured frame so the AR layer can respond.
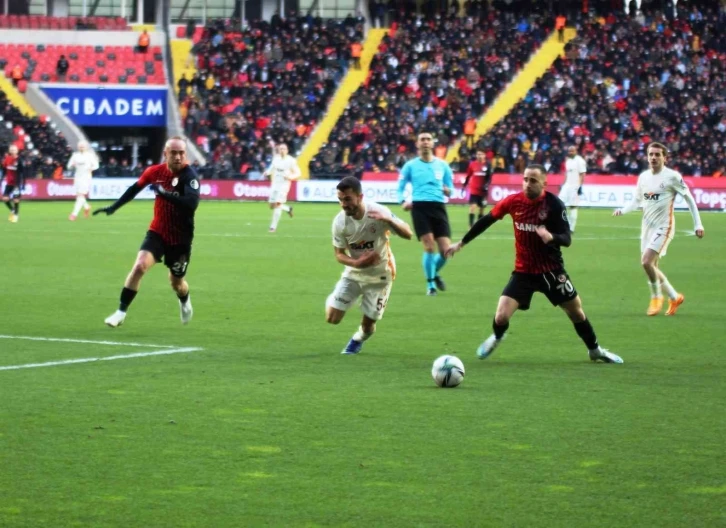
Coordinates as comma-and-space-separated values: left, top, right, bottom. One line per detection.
67, 140, 99, 220
446, 164, 623, 364
264, 143, 300, 232
397, 131, 454, 296
1, 145, 21, 223
613, 142, 704, 316
327, 176, 413, 355
94, 137, 200, 327
462, 147, 492, 228
559, 145, 587, 233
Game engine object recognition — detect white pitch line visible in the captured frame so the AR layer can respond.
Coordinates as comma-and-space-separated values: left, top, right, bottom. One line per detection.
0, 347, 202, 371
0, 335, 172, 348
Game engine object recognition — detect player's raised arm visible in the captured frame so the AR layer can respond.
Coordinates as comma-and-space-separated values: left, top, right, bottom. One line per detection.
614, 177, 642, 216
367, 208, 413, 240
93, 167, 151, 216
670, 173, 704, 238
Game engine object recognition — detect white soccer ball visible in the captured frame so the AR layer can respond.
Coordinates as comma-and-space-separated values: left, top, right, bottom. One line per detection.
431, 355, 465, 388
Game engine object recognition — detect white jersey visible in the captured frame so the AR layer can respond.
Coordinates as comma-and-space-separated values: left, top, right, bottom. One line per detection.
266, 155, 300, 191
623, 166, 703, 235
67, 151, 99, 179
332, 201, 397, 284
564, 155, 587, 187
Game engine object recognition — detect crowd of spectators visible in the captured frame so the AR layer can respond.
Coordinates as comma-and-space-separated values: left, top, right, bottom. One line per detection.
0, 89, 71, 180
464, 5, 725, 177
311, 9, 550, 178
178, 14, 364, 179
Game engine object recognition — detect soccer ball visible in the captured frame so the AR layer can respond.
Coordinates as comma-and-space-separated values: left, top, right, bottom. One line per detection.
431, 355, 465, 388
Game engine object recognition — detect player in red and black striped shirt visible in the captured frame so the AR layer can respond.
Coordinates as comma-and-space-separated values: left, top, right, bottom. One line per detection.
2, 145, 21, 223
94, 137, 201, 327
447, 165, 623, 364
462, 148, 492, 227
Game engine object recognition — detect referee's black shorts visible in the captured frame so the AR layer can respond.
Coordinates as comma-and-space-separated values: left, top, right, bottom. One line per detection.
410, 201, 451, 240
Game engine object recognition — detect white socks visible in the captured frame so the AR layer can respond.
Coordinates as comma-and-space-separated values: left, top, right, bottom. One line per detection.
568, 208, 578, 231
270, 207, 283, 230
660, 278, 678, 300
281, 205, 291, 213
649, 281, 662, 298
352, 325, 374, 342
71, 196, 88, 217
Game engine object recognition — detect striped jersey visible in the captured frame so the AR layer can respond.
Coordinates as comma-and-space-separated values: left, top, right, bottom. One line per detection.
2, 154, 19, 186
332, 201, 397, 284
491, 191, 570, 274
138, 163, 200, 245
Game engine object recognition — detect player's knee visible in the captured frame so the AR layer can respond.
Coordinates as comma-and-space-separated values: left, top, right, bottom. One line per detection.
325, 309, 343, 325
494, 312, 510, 326
131, 260, 151, 276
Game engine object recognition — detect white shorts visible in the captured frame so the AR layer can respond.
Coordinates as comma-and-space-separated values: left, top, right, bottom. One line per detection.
74, 177, 92, 195
642, 225, 673, 257
559, 184, 580, 207
326, 278, 393, 321
269, 187, 289, 204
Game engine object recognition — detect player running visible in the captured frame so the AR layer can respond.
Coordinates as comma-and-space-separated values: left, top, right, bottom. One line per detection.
613, 142, 704, 316
94, 137, 200, 327
559, 145, 587, 233
446, 164, 623, 364
67, 140, 99, 220
462, 147, 492, 228
2, 145, 21, 223
397, 131, 454, 296
263, 143, 300, 232
327, 176, 413, 355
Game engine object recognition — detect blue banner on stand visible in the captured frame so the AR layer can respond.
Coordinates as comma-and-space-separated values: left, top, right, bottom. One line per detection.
41, 85, 167, 127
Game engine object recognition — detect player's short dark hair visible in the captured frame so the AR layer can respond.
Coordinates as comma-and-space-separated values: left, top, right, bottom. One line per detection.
647, 142, 669, 155
337, 176, 362, 194
476, 146, 486, 153
417, 130, 435, 139
525, 164, 547, 176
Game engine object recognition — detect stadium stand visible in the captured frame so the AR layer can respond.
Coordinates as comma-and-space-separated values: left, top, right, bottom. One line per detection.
467, 7, 725, 176
0, 44, 165, 85
0, 15, 128, 30
177, 15, 364, 178
0, 89, 71, 178
311, 10, 550, 178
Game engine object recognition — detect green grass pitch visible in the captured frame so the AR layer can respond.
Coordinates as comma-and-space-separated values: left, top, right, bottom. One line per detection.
0, 201, 724, 527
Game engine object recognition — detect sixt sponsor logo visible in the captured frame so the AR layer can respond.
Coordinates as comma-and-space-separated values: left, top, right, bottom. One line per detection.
350, 240, 375, 250
643, 192, 661, 201
514, 222, 538, 232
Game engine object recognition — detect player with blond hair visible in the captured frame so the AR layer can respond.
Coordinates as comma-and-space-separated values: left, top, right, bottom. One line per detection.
264, 143, 300, 232
613, 142, 704, 316
67, 140, 99, 220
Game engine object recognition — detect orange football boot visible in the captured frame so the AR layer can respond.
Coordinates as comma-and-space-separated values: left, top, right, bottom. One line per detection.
647, 297, 663, 316
665, 294, 684, 316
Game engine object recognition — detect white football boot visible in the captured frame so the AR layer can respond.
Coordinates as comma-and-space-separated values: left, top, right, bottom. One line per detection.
589, 346, 624, 364
476, 333, 504, 359
104, 310, 126, 328
179, 296, 193, 325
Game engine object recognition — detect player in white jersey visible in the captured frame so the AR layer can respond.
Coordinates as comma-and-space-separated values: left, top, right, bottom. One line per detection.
613, 142, 704, 316
326, 176, 413, 354
263, 143, 300, 232
67, 141, 99, 220
559, 145, 587, 232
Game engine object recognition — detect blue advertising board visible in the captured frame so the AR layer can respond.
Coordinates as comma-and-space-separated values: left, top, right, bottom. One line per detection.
41, 85, 167, 127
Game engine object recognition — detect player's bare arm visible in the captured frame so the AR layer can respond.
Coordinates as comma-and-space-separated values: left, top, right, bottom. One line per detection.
367, 209, 413, 240
334, 247, 380, 269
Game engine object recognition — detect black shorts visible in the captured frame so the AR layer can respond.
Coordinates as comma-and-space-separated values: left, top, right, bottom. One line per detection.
410, 201, 451, 240
3, 184, 18, 198
140, 230, 192, 278
468, 193, 486, 207
502, 270, 578, 311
